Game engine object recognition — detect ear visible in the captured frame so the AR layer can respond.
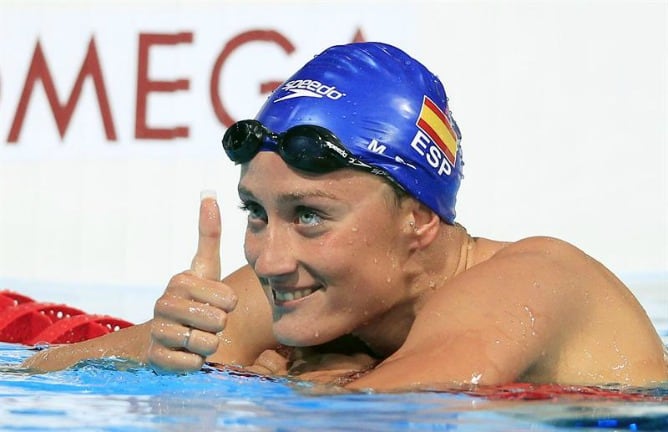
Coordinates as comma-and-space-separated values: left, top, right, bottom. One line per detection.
405, 201, 441, 250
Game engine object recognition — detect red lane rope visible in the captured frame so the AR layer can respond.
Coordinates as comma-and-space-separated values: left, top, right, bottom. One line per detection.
0, 290, 133, 345
465, 382, 668, 402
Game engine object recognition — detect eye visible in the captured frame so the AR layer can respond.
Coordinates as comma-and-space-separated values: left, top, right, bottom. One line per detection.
239, 201, 267, 223
295, 206, 323, 226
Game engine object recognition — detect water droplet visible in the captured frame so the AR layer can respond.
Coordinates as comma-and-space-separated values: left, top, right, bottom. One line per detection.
523, 305, 537, 336
33, 342, 50, 350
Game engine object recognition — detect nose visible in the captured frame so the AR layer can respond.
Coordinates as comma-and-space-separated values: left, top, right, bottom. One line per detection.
245, 223, 298, 279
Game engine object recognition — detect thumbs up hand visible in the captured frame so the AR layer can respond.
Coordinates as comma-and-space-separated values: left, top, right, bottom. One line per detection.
148, 192, 238, 373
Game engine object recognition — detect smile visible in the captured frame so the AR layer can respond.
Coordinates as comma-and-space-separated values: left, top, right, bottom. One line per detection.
273, 286, 321, 303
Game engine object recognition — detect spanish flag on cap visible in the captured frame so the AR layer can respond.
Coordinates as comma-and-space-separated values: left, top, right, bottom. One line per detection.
416, 96, 458, 166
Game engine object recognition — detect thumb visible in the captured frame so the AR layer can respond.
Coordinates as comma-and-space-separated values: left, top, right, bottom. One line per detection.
190, 190, 222, 281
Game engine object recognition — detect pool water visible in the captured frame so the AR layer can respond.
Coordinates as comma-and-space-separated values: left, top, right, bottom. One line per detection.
1, 347, 666, 432
0, 277, 666, 431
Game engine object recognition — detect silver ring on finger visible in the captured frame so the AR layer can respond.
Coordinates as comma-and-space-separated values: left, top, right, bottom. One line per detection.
183, 327, 193, 349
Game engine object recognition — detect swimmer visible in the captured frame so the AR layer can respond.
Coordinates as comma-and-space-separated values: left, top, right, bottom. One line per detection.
22, 42, 668, 391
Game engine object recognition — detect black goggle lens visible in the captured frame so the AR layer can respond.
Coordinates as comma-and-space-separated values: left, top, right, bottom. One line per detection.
222, 120, 265, 164
280, 125, 347, 172
222, 121, 349, 174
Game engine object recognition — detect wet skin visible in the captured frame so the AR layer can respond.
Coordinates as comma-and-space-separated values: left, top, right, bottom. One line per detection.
22, 151, 668, 391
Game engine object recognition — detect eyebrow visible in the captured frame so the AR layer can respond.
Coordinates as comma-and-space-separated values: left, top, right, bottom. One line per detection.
237, 184, 340, 203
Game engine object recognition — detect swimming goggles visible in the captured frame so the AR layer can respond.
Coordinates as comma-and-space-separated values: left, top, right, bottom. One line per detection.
222, 120, 404, 190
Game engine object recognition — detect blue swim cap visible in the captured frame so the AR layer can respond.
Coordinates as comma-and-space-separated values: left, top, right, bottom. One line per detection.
255, 42, 463, 224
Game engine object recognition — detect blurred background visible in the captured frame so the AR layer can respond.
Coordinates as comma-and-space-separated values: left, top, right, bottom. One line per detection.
0, 0, 665, 323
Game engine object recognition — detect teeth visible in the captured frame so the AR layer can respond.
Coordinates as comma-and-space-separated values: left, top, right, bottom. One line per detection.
274, 287, 316, 302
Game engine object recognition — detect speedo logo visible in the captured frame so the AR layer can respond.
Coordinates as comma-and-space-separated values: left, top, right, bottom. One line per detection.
274, 79, 346, 102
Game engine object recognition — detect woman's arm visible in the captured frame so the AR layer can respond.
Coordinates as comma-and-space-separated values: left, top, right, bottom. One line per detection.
21, 321, 152, 372
22, 196, 277, 373
21, 264, 277, 372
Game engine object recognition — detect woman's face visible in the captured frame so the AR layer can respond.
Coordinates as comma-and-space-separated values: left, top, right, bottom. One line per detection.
239, 151, 413, 347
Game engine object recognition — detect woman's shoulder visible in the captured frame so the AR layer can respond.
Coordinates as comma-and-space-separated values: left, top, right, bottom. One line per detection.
479, 235, 589, 263
467, 235, 612, 286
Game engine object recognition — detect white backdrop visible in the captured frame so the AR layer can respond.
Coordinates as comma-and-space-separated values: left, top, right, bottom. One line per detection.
0, 0, 666, 321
